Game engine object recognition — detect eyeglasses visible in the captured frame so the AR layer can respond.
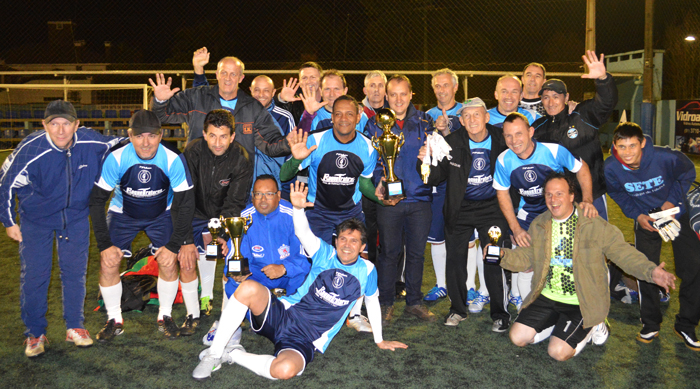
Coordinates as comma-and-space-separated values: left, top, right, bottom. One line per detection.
252, 191, 278, 199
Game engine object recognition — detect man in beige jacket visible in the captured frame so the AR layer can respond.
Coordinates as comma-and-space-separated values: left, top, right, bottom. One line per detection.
487, 172, 676, 361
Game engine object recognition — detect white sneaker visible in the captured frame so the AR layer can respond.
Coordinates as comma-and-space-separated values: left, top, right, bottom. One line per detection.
193, 348, 234, 381
591, 322, 610, 346
199, 327, 243, 360
346, 315, 373, 333
66, 328, 94, 348
468, 293, 490, 313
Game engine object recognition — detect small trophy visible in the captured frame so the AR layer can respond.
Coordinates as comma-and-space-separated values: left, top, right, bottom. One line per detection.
371, 108, 406, 200
206, 218, 223, 260
485, 226, 503, 265
221, 215, 253, 277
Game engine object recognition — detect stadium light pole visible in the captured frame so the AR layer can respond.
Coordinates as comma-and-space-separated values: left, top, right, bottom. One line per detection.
641, 0, 655, 138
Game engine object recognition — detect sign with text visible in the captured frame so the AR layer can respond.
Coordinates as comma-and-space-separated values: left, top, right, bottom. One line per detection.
675, 100, 700, 154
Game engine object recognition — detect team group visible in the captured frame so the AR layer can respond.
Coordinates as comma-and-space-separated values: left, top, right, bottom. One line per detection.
1, 46, 698, 381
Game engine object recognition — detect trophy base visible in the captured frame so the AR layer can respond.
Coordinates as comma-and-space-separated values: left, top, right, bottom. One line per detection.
383, 179, 406, 200
205, 244, 221, 261
485, 245, 502, 265
226, 257, 251, 277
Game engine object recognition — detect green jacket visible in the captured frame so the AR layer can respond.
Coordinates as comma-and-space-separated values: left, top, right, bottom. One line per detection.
501, 204, 657, 328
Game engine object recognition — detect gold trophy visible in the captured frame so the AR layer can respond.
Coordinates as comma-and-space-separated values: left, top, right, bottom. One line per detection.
205, 218, 223, 260
371, 108, 406, 200
220, 215, 253, 277
485, 226, 503, 264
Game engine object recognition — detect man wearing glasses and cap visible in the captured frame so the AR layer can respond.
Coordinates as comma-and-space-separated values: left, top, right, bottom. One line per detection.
0, 100, 120, 357
89, 110, 197, 342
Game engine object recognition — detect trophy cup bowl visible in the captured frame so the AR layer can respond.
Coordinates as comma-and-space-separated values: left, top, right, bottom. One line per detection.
485, 226, 503, 265
220, 215, 253, 276
371, 108, 406, 200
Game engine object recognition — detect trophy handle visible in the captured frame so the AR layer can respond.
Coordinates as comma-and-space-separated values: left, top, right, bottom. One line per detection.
396, 132, 405, 155
243, 215, 253, 234
219, 215, 227, 235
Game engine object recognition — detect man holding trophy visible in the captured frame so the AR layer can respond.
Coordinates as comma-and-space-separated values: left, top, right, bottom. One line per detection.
366, 75, 436, 323
182, 109, 253, 318
418, 97, 512, 332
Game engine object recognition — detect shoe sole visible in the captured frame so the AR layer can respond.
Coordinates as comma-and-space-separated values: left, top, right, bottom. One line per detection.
96, 329, 123, 343
66, 340, 94, 348
674, 329, 700, 351
636, 332, 659, 344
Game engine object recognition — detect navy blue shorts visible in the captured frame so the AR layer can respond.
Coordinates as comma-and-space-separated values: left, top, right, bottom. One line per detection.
305, 202, 364, 246
249, 293, 315, 372
428, 186, 445, 243
107, 210, 172, 256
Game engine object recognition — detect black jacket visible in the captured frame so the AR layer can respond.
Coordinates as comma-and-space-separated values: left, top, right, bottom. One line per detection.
532, 74, 618, 199
183, 138, 253, 220
273, 95, 305, 124
418, 124, 508, 230
152, 87, 290, 159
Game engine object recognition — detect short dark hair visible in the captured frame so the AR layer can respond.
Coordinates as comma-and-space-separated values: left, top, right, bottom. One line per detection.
203, 109, 235, 135
336, 218, 367, 245
299, 62, 323, 74
387, 74, 412, 92
254, 174, 279, 191
544, 172, 575, 195
613, 122, 645, 144
321, 69, 347, 89
523, 62, 546, 79
503, 112, 530, 127
333, 95, 360, 112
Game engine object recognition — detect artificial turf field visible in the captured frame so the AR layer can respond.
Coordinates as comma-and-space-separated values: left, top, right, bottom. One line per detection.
0, 149, 699, 388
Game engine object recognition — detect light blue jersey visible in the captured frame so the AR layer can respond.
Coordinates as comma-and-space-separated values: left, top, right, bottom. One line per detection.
96, 143, 192, 219
279, 239, 378, 352
493, 141, 581, 229
487, 107, 540, 128
300, 129, 376, 210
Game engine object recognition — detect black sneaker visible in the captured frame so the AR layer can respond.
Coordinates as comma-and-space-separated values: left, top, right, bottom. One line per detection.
96, 319, 124, 343
158, 316, 181, 339
180, 314, 201, 337
492, 319, 510, 333
674, 326, 700, 351
636, 324, 659, 344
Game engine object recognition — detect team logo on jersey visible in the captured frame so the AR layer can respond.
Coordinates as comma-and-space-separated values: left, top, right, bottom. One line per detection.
336, 153, 349, 169
524, 170, 537, 183
567, 126, 578, 139
219, 179, 230, 187
242, 123, 253, 134
252, 245, 264, 252
278, 244, 290, 259
473, 158, 486, 171
138, 170, 152, 184
332, 272, 347, 289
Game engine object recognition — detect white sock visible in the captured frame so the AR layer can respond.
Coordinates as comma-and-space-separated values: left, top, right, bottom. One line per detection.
230, 351, 277, 380
222, 279, 229, 310
517, 272, 533, 300
431, 243, 447, 288
350, 296, 364, 317
100, 283, 123, 323
210, 295, 249, 357
181, 278, 200, 319
157, 277, 179, 320
511, 273, 521, 297
532, 325, 554, 344
198, 253, 217, 300
476, 245, 487, 294
466, 243, 477, 290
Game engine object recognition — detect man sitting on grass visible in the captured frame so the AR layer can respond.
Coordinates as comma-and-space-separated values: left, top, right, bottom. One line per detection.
488, 172, 676, 361
193, 181, 407, 381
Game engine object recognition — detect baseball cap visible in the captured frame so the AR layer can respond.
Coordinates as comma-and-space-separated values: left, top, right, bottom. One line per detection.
44, 100, 77, 122
129, 110, 162, 134
539, 79, 568, 95
456, 97, 487, 115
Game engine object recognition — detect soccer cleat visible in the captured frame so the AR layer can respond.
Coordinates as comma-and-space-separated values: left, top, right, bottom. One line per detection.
509, 293, 523, 311
180, 314, 201, 336
674, 326, 700, 351
96, 319, 124, 342
423, 285, 448, 302
467, 288, 479, 304
346, 315, 373, 333
193, 347, 234, 381
492, 319, 510, 333
24, 334, 48, 358
200, 296, 213, 317
636, 325, 659, 344
469, 293, 490, 313
404, 304, 437, 322
444, 312, 467, 327
591, 322, 610, 346
660, 290, 671, 303
158, 316, 181, 339
66, 328, 94, 347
